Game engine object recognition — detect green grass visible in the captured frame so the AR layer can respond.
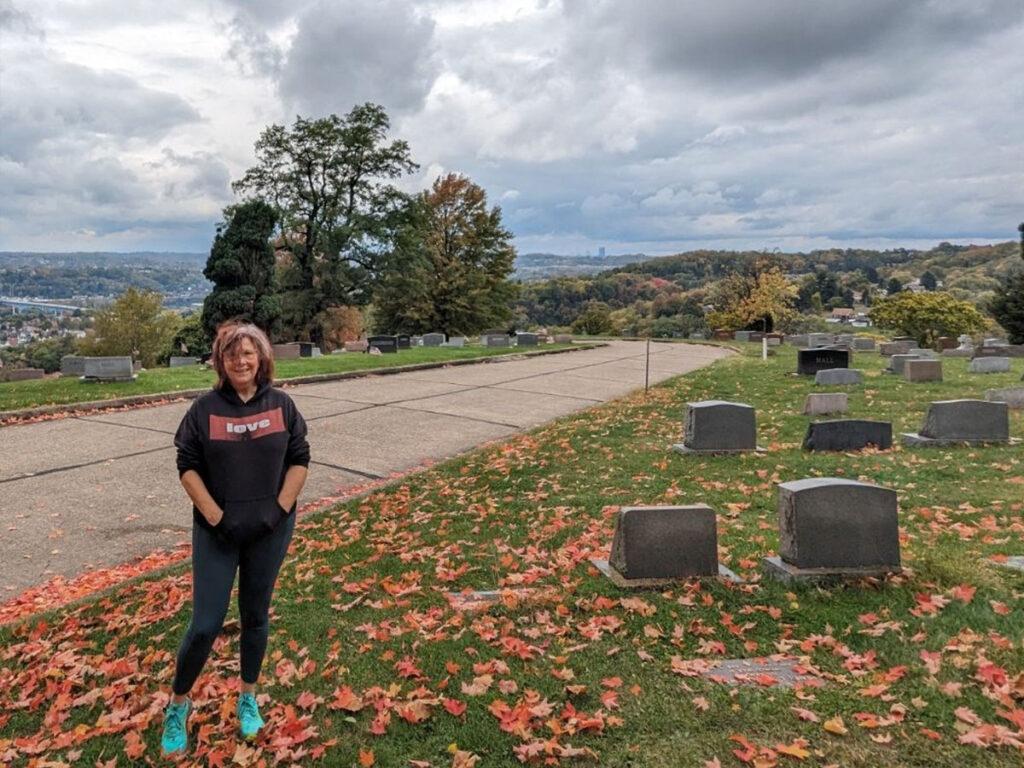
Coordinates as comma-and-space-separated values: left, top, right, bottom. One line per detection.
1, 343, 1022, 767
0, 344, 577, 413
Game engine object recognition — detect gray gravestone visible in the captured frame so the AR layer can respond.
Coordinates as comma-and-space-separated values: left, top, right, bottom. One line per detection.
797, 348, 850, 375
788, 334, 809, 347
802, 393, 848, 415
734, 331, 752, 342
82, 356, 135, 382
482, 334, 509, 348
272, 343, 301, 359
169, 356, 198, 367
422, 333, 445, 347
443, 336, 466, 347
60, 356, 86, 376
807, 333, 834, 348
803, 420, 892, 452
852, 338, 875, 351
2, 367, 44, 381
904, 359, 942, 382
902, 399, 1012, 446
886, 353, 921, 375
969, 357, 1011, 374
814, 368, 862, 386
516, 333, 539, 346
879, 340, 914, 356
987, 387, 1024, 409
984, 338, 1009, 347
673, 400, 761, 453
763, 478, 900, 582
367, 335, 398, 353
608, 505, 718, 580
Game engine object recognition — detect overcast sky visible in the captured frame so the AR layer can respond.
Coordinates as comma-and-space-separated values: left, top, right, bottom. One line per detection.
1, 0, 1022, 256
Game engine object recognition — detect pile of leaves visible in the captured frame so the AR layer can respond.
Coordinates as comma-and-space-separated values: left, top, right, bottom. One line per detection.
1, 345, 1022, 766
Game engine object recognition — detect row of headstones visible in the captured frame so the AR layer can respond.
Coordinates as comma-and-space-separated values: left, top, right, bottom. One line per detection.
797, 346, 1020, 382
602, 477, 900, 586
672, 398, 1016, 454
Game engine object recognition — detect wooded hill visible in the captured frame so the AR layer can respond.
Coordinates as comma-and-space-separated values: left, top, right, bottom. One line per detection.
514, 241, 1020, 332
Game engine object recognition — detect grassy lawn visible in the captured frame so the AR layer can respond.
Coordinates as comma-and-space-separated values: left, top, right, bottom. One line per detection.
0, 344, 577, 413
1, 343, 1022, 767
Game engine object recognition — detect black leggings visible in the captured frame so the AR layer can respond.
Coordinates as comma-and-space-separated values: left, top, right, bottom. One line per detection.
172, 514, 295, 695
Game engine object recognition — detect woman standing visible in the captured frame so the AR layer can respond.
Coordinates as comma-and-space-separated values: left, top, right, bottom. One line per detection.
161, 322, 309, 755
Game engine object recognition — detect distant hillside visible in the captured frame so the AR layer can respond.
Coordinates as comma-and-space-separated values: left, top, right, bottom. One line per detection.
515, 241, 1020, 329
0, 251, 209, 307
515, 252, 651, 280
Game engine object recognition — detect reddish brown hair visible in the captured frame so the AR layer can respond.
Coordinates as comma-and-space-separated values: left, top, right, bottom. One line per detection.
210, 322, 275, 390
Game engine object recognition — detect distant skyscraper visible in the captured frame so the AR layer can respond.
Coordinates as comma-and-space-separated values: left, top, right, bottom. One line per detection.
598, 246, 606, 258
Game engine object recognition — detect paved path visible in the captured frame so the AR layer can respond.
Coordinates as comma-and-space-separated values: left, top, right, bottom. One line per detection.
0, 341, 731, 597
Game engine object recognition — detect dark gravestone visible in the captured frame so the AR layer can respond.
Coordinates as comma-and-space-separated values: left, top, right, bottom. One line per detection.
295, 342, 315, 357
396, 335, 411, 350
763, 478, 900, 582
608, 505, 718, 580
2, 367, 44, 381
974, 345, 1024, 358
422, 333, 445, 347
797, 347, 850, 375
803, 420, 893, 452
712, 329, 732, 340
673, 400, 760, 453
901, 399, 1012, 446
367, 335, 398, 353
516, 333, 539, 346
748, 331, 764, 342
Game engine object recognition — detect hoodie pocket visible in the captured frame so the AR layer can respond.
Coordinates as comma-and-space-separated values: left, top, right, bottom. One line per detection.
219, 496, 286, 545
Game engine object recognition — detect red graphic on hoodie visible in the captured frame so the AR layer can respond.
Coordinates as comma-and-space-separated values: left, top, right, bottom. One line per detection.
209, 408, 285, 441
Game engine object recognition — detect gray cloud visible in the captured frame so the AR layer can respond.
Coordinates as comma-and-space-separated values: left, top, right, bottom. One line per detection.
277, 0, 439, 115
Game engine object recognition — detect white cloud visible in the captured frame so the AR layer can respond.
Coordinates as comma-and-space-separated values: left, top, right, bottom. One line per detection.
0, 0, 1021, 254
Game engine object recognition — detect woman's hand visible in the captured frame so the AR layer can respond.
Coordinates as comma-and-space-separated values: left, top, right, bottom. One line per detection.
204, 507, 224, 527
277, 496, 293, 514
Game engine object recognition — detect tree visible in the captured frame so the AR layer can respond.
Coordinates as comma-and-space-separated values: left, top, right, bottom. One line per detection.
572, 301, 614, 335
988, 270, 1024, 343
232, 104, 418, 345
169, 313, 209, 358
201, 200, 281, 340
707, 267, 796, 332
869, 291, 987, 349
919, 270, 938, 291
78, 288, 181, 367
373, 174, 517, 335
886, 277, 902, 295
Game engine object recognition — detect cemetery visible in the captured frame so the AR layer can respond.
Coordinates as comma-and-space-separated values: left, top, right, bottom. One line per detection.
1, 339, 1022, 767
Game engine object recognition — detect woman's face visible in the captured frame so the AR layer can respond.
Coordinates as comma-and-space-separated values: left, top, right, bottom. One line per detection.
224, 337, 260, 392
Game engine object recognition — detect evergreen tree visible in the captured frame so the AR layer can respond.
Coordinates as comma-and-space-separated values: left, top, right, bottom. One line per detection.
201, 200, 281, 340
920, 270, 938, 291
374, 174, 517, 335
886, 277, 902, 295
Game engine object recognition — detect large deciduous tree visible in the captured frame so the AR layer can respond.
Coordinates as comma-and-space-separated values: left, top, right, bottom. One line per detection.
869, 291, 987, 349
232, 104, 417, 345
373, 173, 517, 335
706, 267, 796, 332
201, 200, 281, 341
78, 287, 180, 367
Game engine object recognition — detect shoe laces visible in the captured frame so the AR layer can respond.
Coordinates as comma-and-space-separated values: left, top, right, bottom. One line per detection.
239, 694, 259, 720
165, 703, 186, 738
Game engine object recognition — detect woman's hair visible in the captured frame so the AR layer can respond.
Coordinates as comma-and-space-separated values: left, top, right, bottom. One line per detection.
210, 321, 275, 390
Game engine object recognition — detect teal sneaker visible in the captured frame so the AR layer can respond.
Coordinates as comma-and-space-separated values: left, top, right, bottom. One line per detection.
161, 698, 191, 755
237, 692, 264, 740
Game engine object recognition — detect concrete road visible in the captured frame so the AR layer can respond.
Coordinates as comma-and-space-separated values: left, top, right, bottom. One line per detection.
0, 341, 731, 597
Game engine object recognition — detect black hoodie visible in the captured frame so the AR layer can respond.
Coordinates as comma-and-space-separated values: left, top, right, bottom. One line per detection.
174, 381, 310, 544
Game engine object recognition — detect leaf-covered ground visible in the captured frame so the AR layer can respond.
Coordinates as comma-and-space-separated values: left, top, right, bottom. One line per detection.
1, 344, 1022, 767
